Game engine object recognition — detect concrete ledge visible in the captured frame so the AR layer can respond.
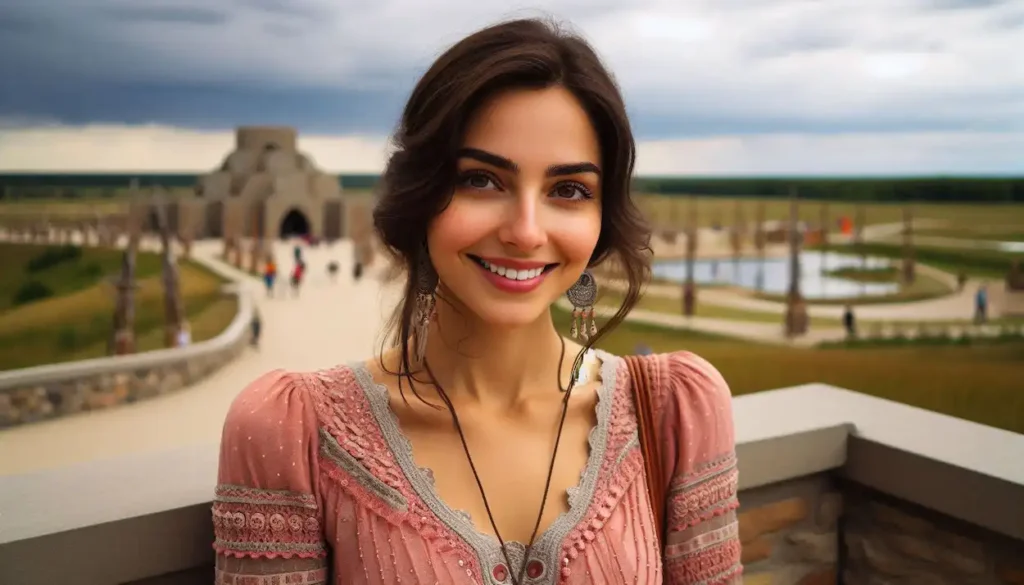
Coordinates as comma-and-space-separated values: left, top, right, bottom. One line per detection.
732, 383, 1024, 541
1, 384, 1022, 585
0, 254, 254, 427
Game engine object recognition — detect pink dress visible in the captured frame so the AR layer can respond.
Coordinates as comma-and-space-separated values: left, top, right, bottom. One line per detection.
211, 350, 742, 584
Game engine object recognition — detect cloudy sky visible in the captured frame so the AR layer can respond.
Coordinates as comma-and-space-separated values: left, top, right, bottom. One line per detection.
0, 0, 1022, 175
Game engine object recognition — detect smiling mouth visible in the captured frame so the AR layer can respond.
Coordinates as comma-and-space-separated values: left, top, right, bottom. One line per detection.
467, 254, 559, 282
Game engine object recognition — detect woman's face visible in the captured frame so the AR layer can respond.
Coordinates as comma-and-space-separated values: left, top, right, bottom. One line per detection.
427, 86, 603, 329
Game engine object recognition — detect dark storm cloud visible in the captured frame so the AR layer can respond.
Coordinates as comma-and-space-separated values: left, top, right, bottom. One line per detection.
96, 5, 231, 25
0, 0, 1019, 143
0, 82, 407, 135
0, 5, 58, 33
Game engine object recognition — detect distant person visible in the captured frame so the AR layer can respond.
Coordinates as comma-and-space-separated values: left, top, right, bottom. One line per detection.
974, 285, 988, 324
843, 304, 856, 338
634, 343, 653, 356
957, 272, 967, 292
176, 324, 192, 347
291, 260, 306, 297
263, 258, 277, 297
327, 260, 340, 283
250, 309, 261, 349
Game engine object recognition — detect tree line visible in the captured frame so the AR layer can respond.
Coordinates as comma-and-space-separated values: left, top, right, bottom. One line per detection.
632, 176, 1024, 203
1, 173, 1022, 203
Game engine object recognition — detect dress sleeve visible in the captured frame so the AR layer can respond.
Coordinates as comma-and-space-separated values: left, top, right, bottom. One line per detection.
212, 370, 329, 584
658, 351, 743, 584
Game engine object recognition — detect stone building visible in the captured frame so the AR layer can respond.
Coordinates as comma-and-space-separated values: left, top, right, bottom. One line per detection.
153, 126, 366, 243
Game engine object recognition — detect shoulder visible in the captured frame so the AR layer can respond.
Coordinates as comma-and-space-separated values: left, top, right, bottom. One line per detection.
221, 366, 364, 447
619, 350, 732, 413
621, 350, 735, 458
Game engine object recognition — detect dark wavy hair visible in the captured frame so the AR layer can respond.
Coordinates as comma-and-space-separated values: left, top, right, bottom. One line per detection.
373, 17, 651, 386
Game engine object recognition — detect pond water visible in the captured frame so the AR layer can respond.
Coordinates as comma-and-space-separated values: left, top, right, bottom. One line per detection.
652, 251, 899, 299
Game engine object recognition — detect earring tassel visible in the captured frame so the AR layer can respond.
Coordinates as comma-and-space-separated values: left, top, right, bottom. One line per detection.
413, 294, 433, 363
589, 308, 597, 337
570, 309, 579, 339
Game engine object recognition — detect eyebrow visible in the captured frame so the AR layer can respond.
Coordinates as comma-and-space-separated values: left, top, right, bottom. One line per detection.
457, 147, 601, 177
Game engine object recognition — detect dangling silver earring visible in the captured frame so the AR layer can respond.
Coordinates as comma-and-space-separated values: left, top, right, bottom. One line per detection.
566, 270, 598, 341
412, 249, 438, 363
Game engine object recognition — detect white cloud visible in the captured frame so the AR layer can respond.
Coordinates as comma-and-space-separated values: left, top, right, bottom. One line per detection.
0, 124, 390, 174
2, 123, 1021, 175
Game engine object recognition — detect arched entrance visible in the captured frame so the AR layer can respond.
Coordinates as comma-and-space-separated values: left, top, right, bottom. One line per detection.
280, 208, 310, 239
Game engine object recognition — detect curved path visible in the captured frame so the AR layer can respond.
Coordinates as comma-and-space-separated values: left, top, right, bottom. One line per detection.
0, 239, 399, 476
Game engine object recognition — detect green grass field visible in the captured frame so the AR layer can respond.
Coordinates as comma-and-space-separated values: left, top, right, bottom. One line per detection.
634, 194, 1024, 231
823, 265, 899, 283
834, 241, 1021, 279
0, 243, 237, 370
915, 225, 1024, 242
553, 307, 1023, 434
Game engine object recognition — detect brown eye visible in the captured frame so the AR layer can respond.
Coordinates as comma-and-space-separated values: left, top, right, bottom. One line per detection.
552, 181, 593, 200
459, 172, 499, 191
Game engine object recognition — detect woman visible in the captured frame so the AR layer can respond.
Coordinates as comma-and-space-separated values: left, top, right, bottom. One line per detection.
213, 18, 741, 584
263, 256, 277, 297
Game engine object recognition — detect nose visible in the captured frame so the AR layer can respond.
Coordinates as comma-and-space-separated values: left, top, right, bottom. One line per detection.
498, 194, 547, 252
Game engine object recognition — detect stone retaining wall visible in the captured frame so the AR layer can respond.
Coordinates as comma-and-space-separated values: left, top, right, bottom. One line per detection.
739, 473, 840, 585
735, 472, 1024, 585
0, 287, 252, 429
843, 484, 1024, 585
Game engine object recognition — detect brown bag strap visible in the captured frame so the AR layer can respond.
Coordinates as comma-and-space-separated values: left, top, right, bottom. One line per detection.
624, 355, 666, 544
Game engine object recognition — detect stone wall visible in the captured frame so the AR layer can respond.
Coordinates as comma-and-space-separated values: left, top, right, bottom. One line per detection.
739, 473, 840, 585
843, 484, 1024, 585
734, 472, 1024, 585
0, 337, 246, 428
0, 289, 252, 429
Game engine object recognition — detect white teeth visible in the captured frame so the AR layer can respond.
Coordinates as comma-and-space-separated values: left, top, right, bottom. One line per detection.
480, 260, 545, 282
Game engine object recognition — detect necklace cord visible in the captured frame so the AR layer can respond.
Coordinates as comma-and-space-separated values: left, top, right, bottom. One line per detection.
422, 335, 581, 585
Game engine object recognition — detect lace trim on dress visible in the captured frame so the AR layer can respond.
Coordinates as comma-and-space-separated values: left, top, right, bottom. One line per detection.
212, 485, 326, 559
666, 453, 740, 532
306, 367, 484, 577
318, 427, 408, 512
215, 566, 328, 585
349, 351, 620, 585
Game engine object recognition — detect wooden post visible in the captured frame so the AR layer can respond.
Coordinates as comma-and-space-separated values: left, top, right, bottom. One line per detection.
110, 233, 139, 355
855, 203, 866, 268
683, 195, 698, 316
730, 199, 744, 276
231, 236, 244, 268
155, 193, 187, 348
819, 202, 830, 274
754, 201, 767, 291
902, 205, 915, 284
784, 188, 808, 337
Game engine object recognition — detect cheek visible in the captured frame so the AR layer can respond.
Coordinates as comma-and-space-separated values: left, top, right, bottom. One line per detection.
426, 199, 487, 256
551, 209, 602, 265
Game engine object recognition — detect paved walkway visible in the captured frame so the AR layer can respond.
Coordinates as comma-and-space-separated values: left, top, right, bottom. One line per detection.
0, 239, 399, 476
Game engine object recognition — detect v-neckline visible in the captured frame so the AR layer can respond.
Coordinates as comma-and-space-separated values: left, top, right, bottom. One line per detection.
348, 350, 621, 583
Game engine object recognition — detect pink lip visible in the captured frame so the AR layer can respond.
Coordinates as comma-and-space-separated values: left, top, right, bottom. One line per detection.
474, 262, 551, 294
